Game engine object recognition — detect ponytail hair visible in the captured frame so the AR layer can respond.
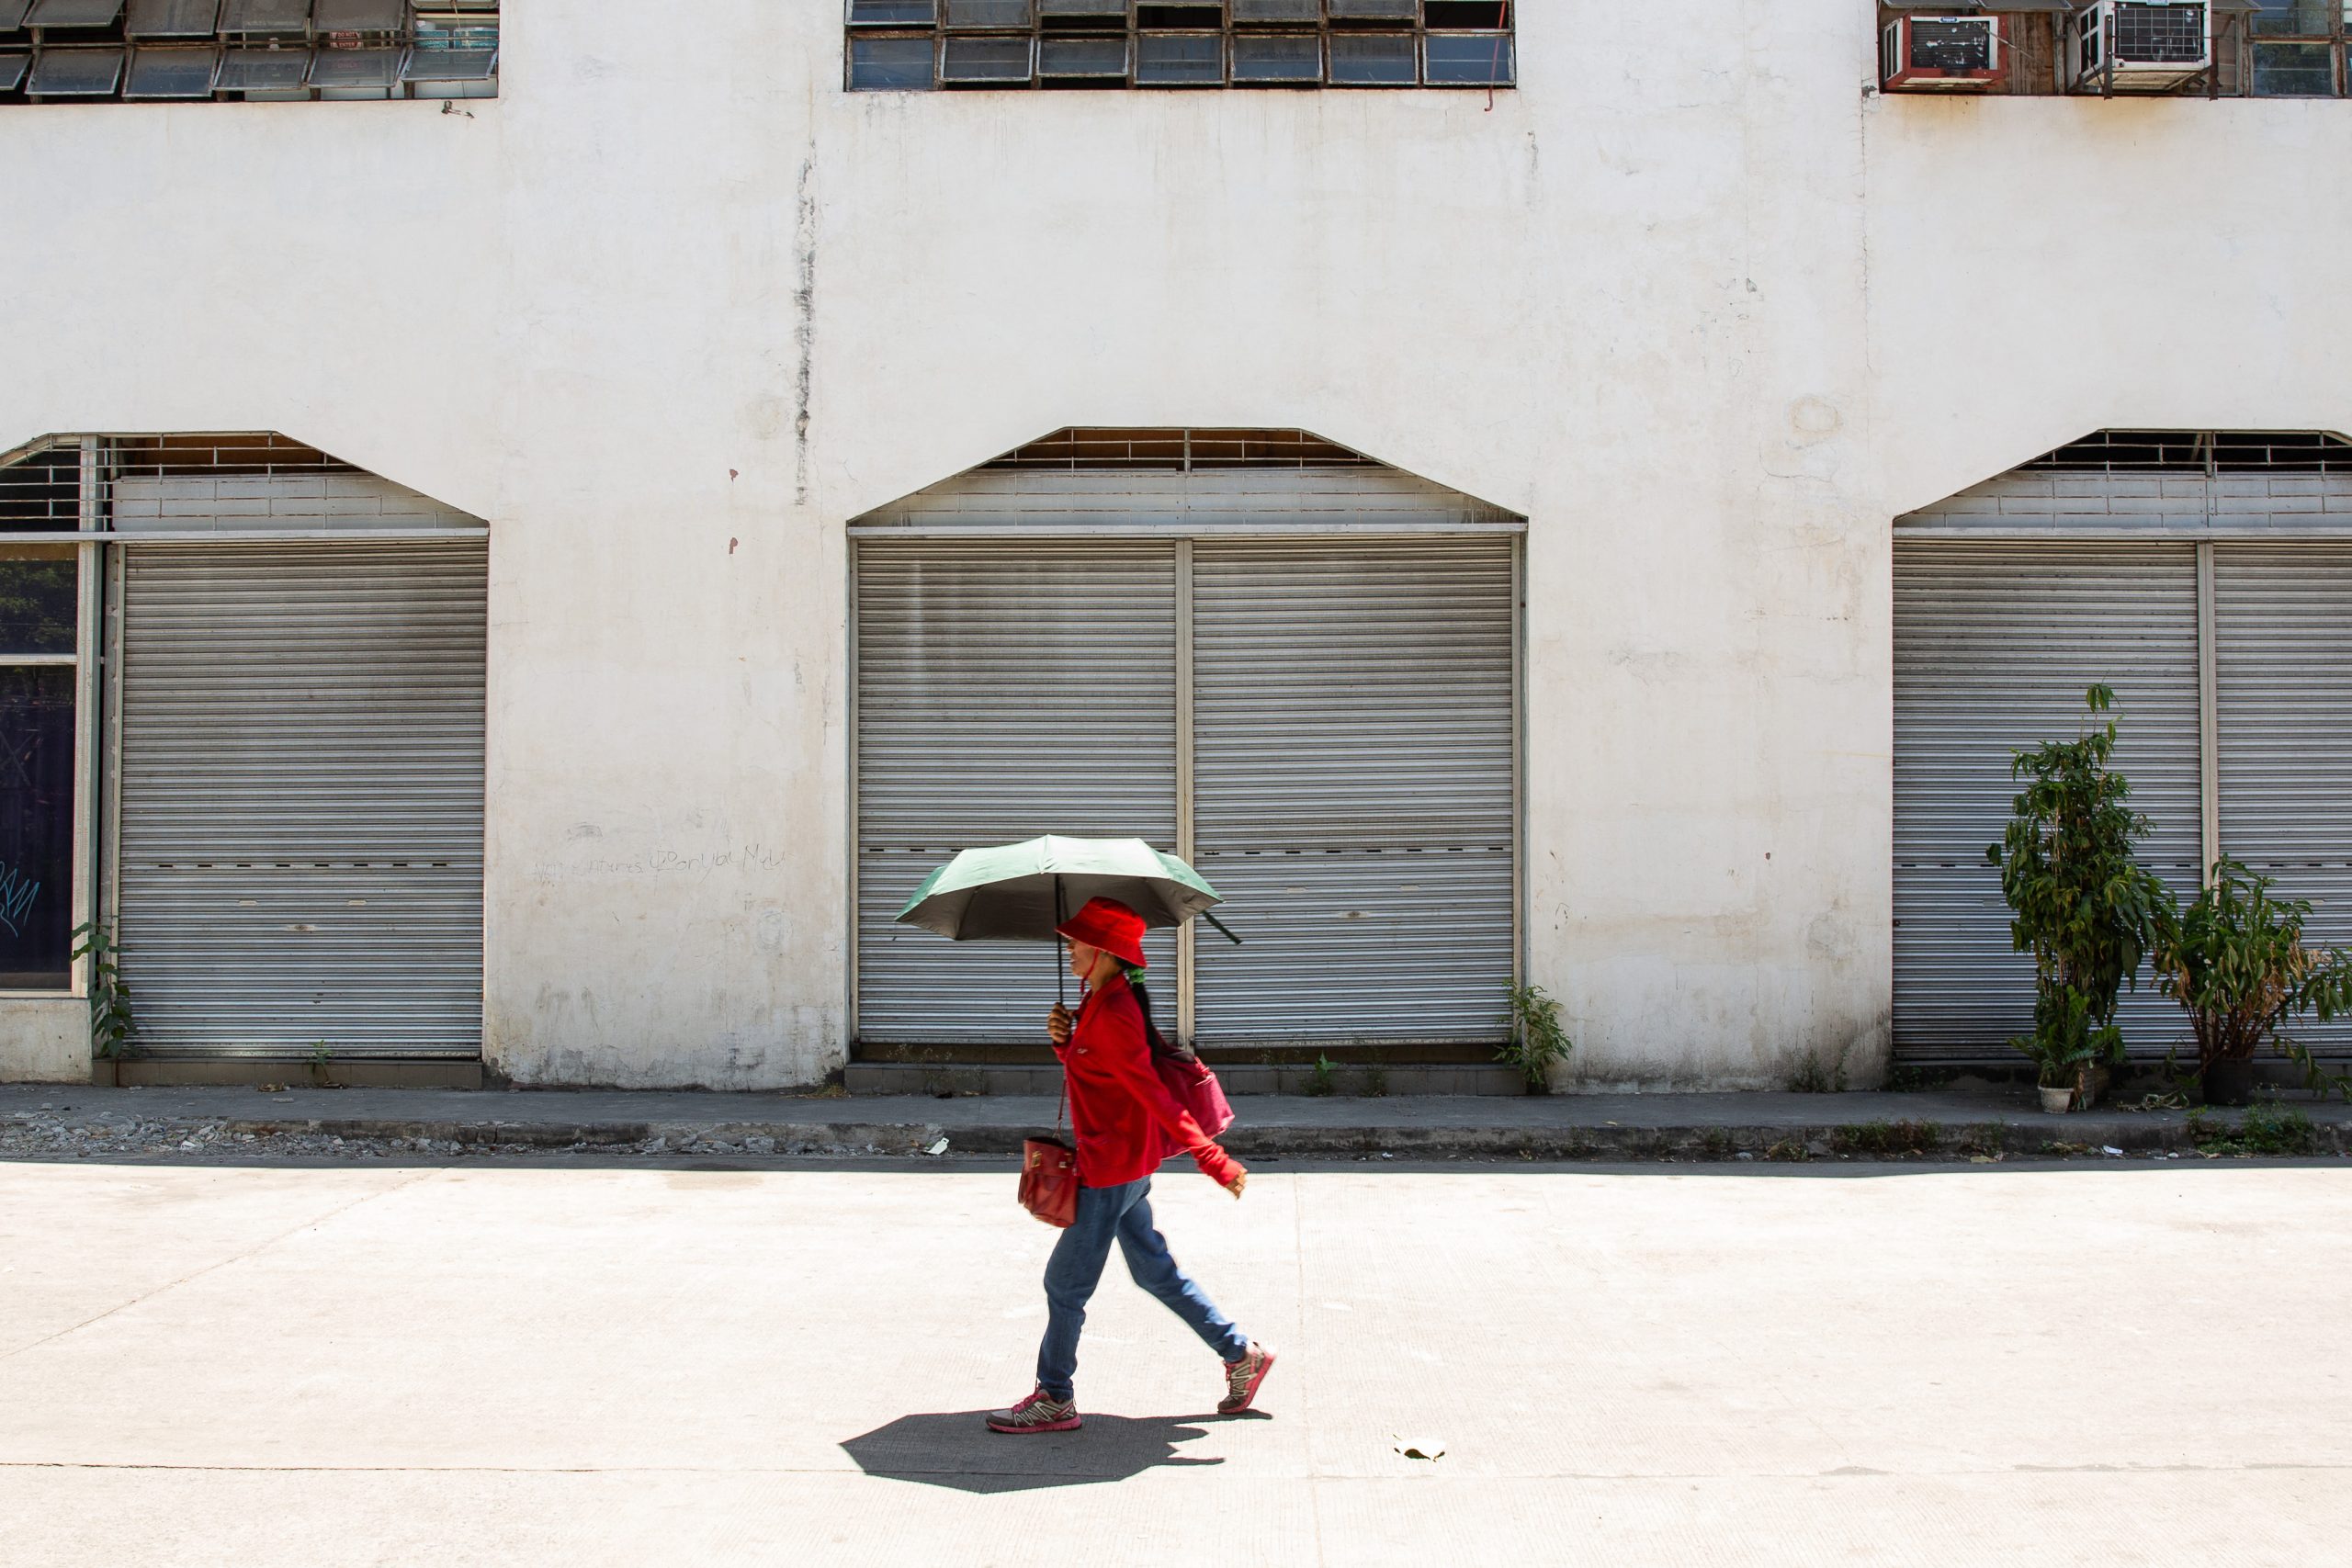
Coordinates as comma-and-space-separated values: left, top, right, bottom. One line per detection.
1119, 962, 1197, 1066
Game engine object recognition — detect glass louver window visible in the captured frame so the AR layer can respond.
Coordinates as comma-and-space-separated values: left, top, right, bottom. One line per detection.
848, 0, 1513, 90
2, 0, 499, 101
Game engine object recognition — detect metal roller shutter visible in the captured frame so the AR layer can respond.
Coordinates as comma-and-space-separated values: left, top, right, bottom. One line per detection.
115, 541, 487, 1056
854, 540, 1179, 1043
1191, 538, 1515, 1043
2214, 543, 2352, 1057
1893, 541, 2202, 1061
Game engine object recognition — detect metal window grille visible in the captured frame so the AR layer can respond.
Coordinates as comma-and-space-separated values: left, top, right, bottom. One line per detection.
845, 0, 1513, 90
0, 432, 492, 536
981, 427, 1379, 470
1909, 17, 1997, 71
1, 0, 496, 102
2017, 429, 2352, 475
2115, 0, 2209, 61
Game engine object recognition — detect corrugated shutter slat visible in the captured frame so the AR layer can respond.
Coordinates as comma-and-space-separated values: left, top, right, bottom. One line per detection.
2215, 543, 2352, 1055
855, 542, 1180, 1043
117, 542, 486, 1057
1192, 539, 1515, 1043
1893, 542, 2202, 1061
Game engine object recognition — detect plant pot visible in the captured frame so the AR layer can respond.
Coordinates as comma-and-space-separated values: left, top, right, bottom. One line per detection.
2202, 1057, 2256, 1108
2038, 1085, 2075, 1114
2074, 1064, 2112, 1111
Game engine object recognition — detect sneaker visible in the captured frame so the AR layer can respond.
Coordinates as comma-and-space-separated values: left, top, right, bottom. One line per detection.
1218, 1343, 1276, 1415
985, 1386, 1081, 1435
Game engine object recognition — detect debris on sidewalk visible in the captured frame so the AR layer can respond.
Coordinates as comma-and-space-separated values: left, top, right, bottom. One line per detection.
0, 1106, 946, 1164
4, 1087, 2348, 1168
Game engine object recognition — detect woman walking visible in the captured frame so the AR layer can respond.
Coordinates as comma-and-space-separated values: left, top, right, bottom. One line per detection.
987, 896, 1275, 1434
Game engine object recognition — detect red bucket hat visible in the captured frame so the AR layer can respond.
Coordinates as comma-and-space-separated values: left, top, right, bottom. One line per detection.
1057, 896, 1148, 969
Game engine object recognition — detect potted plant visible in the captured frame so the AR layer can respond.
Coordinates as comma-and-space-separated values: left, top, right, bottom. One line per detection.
1987, 686, 2170, 1112
2149, 858, 2352, 1107
2016, 989, 2120, 1114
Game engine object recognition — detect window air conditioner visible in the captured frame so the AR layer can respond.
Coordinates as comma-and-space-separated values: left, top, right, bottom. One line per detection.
1880, 14, 2006, 92
2067, 0, 2211, 93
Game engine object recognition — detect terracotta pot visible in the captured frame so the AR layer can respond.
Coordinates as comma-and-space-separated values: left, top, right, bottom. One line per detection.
2038, 1085, 2075, 1114
2202, 1057, 2256, 1108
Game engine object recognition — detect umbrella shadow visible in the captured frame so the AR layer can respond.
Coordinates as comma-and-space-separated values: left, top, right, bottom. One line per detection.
841, 1408, 1263, 1494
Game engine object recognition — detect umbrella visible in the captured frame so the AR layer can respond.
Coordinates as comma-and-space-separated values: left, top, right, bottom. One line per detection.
894, 835, 1238, 1006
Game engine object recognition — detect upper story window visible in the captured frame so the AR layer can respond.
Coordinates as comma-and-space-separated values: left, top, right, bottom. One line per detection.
0, 0, 497, 105
1879, 2, 2352, 98
846, 1, 1514, 92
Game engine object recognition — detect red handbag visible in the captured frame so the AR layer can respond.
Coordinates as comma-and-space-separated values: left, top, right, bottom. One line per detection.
1018, 1085, 1078, 1228
1019, 1135, 1079, 1229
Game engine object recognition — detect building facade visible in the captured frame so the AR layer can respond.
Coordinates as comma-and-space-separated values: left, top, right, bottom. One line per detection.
2, 2, 2347, 1089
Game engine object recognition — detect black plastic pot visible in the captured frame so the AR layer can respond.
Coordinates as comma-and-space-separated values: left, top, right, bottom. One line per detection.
2202, 1057, 2256, 1108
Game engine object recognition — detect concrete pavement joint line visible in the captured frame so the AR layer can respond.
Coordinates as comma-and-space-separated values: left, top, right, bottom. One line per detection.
1287, 1170, 1329, 1568
8, 1460, 2350, 1480
0, 1169, 441, 1366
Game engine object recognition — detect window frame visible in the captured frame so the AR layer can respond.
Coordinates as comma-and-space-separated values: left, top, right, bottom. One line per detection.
0, 0, 501, 104
0, 446, 100, 999
2241, 0, 2346, 96
843, 0, 1515, 92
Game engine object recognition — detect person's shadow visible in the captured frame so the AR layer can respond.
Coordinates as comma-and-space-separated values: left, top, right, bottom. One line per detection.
842, 1409, 1265, 1494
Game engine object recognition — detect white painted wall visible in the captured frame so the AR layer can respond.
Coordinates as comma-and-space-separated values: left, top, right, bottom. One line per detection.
0, 999, 89, 1084
1, 3, 2346, 1088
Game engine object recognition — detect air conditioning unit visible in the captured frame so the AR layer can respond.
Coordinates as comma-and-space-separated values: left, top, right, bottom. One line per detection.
1881, 14, 2006, 92
2067, 0, 2211, 93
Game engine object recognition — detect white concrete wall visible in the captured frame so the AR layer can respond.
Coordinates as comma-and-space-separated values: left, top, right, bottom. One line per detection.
2, 3, 2346, 1088
0, 999, 89, 1084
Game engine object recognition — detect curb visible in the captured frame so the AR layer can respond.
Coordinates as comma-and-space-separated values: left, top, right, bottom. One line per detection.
6, 1107, 2348, 1164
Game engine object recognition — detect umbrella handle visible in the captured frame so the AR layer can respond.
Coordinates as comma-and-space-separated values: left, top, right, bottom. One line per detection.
1055, 875, 1066, 1010
1203, 910, 1243, 946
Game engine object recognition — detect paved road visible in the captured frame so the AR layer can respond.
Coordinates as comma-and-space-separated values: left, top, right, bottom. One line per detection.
3, 1157, 2346, 1566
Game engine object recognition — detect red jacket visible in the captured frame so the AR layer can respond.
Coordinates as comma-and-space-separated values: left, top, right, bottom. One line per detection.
1057, 974, 1240, 1191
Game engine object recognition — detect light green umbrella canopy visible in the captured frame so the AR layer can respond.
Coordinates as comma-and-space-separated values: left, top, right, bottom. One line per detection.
895, 835, 1221, 942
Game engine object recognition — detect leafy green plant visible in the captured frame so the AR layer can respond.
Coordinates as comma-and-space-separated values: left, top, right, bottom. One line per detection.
1363, 1062, 1389, 1098
68, 921, 134, 1059
2150, 859, 2352, 1102
1764, 1137, 1812, 1163
1500, 984, 1573, 1090
1306, 1054, 1337, 1097
2188, 1104, 2321, 1157
1987, 685, 2172, 1089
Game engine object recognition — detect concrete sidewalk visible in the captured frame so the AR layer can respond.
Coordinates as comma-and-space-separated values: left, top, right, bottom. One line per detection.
5, 1081, 2348, 1164
5, 1157, 2349, 1566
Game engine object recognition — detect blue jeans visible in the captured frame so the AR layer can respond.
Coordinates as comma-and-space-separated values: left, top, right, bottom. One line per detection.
1035, 1177, 1250, 1402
